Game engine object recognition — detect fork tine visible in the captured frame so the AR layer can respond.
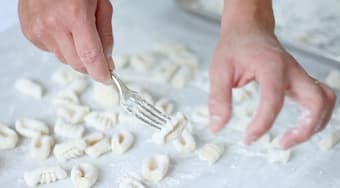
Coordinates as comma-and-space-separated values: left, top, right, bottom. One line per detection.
135, 112, 162, 130
136, 99, 169, 123
135, 104, 166, 125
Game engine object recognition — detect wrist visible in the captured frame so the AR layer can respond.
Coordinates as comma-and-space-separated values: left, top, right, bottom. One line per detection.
221, 0, 275, 34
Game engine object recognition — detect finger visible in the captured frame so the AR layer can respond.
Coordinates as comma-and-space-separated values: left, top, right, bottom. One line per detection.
315, 83, 337, 131
96, 0, 114, 71
280, 77, 328, 149
54, 31, 87, 74
208, 57, 234, 133
244, 68, 285, 145
72, 16, 112, 84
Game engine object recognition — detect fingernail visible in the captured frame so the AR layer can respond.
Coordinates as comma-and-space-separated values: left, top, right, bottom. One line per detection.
210, 115, 223, 133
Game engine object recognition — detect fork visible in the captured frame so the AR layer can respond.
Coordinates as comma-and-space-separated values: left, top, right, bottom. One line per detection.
111, 72, 170, 130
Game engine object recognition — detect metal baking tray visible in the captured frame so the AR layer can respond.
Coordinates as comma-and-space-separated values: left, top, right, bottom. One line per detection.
176, 0, 340, 65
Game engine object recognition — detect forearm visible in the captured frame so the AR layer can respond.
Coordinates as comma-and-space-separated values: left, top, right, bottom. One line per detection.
221, 0, 275, 32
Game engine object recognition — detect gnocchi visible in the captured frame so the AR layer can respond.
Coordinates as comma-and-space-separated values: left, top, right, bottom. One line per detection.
130, 54, 155, 72
170, 65, 193, 88
14, 78, 43, 99
54, 118, 85, 139
142, 154, 170, 183
53, 140, 87, 162
190, 106, 209, 125
152, 113, 187, 144
0, 123, 18, 150
30, 135, 55, 160
92, 82, 120, 107
24, 166, 67, 187
52, 90, 79, 107
198, 143, 224, 165
51, 67, 85, 86
57, 103, 90, 124
112, 130, 134, 154
267, 149, 291, 164
319, 130, 340, 150
85, 137, 111, 158
155, 98, 174, 115
153, 62, 179, 83
15, 119, 49, 138
71, 163, 99, 188
173, 129, 196, 153
85, 111, 118, 131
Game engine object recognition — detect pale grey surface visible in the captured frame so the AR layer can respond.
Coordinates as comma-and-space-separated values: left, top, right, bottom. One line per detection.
1, 1, 340, 188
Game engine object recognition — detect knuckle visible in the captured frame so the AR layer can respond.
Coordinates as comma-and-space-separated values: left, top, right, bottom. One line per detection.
79, 49, 101, 65
68, 2, 84, 18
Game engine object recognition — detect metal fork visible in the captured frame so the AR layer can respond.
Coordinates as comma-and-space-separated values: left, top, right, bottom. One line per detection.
111, 72, 170, 130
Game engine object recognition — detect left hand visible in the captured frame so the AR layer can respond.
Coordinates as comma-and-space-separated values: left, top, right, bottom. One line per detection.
209, 10, 336, 149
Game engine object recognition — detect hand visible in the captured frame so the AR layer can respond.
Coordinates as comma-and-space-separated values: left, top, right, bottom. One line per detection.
18, 0, 114, 83
209, 1, 336, 149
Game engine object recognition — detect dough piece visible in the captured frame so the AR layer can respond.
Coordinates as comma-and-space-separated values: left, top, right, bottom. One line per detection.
0, 123, 18, 150
92, 82, 120, 107
51, 67, 85, 86
270, 134, 284, 150
67, 79, 88, 94
52, 90, 79, 107
325, 70, 340, 90
84, 132, 105, 146
118, 111, 138, 124
24, 166, 67, 187
112, 130, 134, 154
57, 103, 90, 124
130, 54, 155, 72
155, 98, 174, 115
31, 135, 55, 160
15, 119, 49, 138
173, 129, 196, 153
71, 163, 99, 188
152, 113, 187, 144
252, 133, 272, 149
85, 137, 111, 158
170, 65, 193, 88
54, 119, 85, 139
119, 175, 145, 188
233, 102, 257, 119
198, 143, 224, 165
267, 149, 291, 164
115, 55, 129, 69
85, 112, 118, 131
142, 154, 170, 183
153, 62, 179, 83
232, 82, 258, 104
154, 42, 187, 54
53, 140, 87, 162
190, 106, 209, 125
319, 130, 340, 150
14, 78, 43, 99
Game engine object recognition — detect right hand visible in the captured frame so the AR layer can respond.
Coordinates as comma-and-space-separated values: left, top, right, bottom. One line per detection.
19, 0, 114, 83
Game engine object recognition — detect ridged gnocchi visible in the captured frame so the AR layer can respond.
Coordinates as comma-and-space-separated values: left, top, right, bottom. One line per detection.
24, 166, 67, 187
54, 118, 85, 139
119, 175, 145, 188
15, 119, 49, 138
30, 135, 55, 160
85, 137, 111, 158
85, 112, 118, 131
53, 140, 87, 162
0, 123, 18, 150
155, 98, 174, 115
57, 103, 90, 124
152, 113, 187, 144
319, 130, 340, 150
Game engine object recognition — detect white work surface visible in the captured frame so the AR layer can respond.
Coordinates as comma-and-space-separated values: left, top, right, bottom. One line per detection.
1, 1, 340, 188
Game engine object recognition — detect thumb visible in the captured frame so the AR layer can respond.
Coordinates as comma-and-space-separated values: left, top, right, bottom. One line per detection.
96, 0, 114, 71
208, 57, 234, 133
